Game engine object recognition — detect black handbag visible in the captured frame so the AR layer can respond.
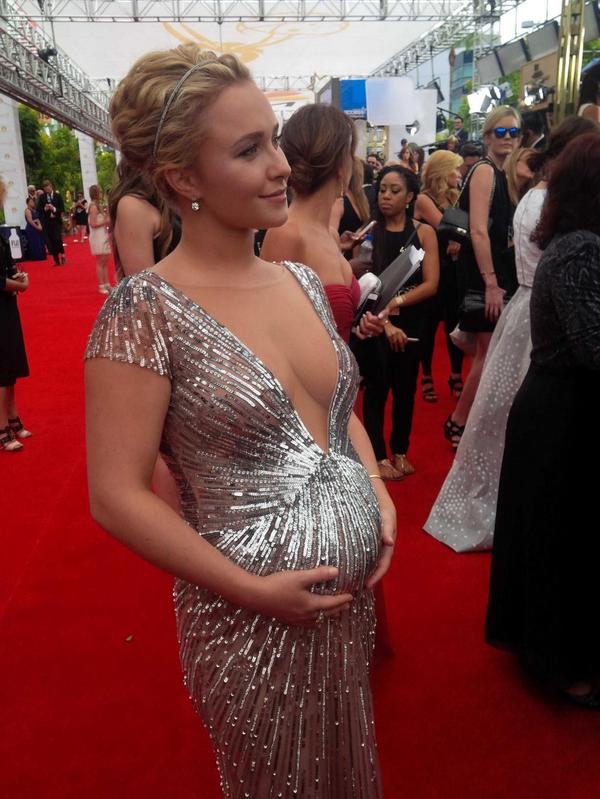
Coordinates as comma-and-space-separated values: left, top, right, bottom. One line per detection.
458, 289, 509, 333
437, 206, 471, 242
437, 159, 494, 244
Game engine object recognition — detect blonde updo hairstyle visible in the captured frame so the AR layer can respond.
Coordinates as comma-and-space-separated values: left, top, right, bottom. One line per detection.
420, 150, 463, 208
280, 104, 356, 197
110, 44, 251, 207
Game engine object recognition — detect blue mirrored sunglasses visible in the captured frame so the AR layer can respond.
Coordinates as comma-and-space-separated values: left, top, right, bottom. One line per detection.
493, 126, 521, 139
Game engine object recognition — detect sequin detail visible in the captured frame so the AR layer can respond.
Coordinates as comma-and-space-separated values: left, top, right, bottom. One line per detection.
424, 190, 546, 552
85, 262, 383, 798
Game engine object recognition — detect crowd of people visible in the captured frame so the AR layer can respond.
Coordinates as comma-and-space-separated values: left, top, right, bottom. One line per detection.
2, 39, 600, 795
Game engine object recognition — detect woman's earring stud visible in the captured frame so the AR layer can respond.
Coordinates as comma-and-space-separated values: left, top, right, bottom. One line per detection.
191, 199, 200, 211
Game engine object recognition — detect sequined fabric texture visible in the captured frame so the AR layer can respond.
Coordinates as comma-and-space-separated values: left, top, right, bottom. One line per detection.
424, 189, 546, 552
85, 262, 383, 798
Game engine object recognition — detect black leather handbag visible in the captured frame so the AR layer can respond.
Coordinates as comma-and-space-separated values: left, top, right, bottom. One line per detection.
458, 289, 510, 333
437, 206, 471, 242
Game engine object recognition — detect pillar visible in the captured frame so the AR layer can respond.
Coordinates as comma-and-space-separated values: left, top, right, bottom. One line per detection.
75, 130, 98, 201
0, 94, 28, 227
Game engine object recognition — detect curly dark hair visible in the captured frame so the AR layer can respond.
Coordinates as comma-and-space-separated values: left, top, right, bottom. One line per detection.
280, 104, 355, 197
372, 165, 421, 273
533, 131, 600, 249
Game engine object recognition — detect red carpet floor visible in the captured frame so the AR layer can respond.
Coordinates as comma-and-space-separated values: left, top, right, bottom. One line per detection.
1, 239, 599, 799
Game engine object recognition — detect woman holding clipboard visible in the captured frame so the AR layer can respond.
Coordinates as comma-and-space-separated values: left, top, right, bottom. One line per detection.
356, 165, 439, 480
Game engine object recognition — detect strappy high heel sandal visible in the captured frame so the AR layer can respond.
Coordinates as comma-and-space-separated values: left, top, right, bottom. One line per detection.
448, 376, 464, 398
8, 416, 32, 439
377, 459, 404, 481
393, 453, 415, 476
1, 425, 23, 452
421, 376, 437, 403
443, 415, 464, 450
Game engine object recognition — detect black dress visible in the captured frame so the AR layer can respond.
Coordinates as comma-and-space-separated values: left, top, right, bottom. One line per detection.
486, 230, 600, 688
458, 158, 517, 332
355, 220, 426, 459
0, 236, 29, 387
416, 193, 463, 376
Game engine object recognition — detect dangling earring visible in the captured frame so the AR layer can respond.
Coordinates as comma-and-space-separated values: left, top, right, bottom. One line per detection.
191, 199, 200, 211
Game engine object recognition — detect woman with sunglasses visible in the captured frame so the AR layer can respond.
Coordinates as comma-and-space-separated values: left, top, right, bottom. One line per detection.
442, 105, 520, 448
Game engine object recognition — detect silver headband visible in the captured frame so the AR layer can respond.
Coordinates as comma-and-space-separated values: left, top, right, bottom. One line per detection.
152, 62, 206, 160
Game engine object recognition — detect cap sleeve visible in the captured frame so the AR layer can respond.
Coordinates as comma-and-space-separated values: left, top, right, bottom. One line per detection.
84, 274, 172, 379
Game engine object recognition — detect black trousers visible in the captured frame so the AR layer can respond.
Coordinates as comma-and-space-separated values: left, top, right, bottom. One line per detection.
42, 219, 64, 262
355, 335, 421, 460
420, 260, 463, 376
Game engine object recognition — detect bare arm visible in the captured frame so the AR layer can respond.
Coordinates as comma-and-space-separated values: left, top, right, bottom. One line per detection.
85, 358, 352, 625
387, 222, 440, 311
114, 196, 162, 275
414, 194, 443, 229
347, 413, 396, 587
582, 104, 600, 123
88, 203, 105, 230
469, 164, 505, 321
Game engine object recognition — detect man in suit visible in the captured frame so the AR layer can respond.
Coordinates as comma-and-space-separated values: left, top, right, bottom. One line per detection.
453, 116, 469, 147
521, 111, 546, 150
37, 179, 66, 265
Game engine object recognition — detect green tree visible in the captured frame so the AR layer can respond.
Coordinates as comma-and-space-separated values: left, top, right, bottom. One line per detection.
18, 104, 43, 184
95, 147, 117, 194
37, 125, 82, 198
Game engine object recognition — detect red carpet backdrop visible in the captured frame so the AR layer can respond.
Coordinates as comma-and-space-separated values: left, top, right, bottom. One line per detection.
1, 239, 599, 798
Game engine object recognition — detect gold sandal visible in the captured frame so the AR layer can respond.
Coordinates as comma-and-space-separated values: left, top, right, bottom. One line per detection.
377, 458, 404, 481
393, 453, 415, 476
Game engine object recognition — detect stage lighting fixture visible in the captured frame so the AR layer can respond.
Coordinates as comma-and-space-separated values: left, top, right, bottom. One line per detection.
467, 85, 501, 115
476, 51, 503, 84
523, 84, 552, 106
426, 78, 445, 104
38, 47, 57, 63
496, 39, 529, 75
406, 120, 420, 136
526, 20, 559, 59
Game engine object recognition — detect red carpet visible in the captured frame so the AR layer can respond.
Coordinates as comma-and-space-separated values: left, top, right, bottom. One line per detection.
1, 239, 599, 798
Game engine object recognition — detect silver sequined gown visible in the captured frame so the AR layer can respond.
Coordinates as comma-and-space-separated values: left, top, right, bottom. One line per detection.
85, 263, 383, 798
424, 188, 546, 552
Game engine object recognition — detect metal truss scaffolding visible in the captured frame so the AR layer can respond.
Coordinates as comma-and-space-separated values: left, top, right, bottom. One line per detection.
4, 0, 498, 22
371, 0, 527, 81
0, 0, 112, 142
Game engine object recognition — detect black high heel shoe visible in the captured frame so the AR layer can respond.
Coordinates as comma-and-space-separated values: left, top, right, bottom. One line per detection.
443, 415, 464, 450
448, 376, 464, 398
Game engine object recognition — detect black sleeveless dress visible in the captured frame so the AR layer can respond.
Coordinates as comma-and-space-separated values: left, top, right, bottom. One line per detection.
0, 236, 29, 387
458, 158, 517, 331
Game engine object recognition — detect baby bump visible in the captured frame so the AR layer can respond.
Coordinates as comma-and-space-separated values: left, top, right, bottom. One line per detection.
207, 453, 382, 596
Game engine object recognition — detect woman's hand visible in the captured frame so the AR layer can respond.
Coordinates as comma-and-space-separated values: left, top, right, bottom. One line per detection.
485, 283, 505, 322
339, 229, 364, 252
366, 490, 396, 589
384, 321, 408, 352
355, 311, 386, 339
13, 273, 29, 291
447, 240, 461, 260
247, 566, 353, 627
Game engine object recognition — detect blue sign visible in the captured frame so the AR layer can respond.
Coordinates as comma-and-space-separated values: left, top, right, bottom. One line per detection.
340, 79, 367, 119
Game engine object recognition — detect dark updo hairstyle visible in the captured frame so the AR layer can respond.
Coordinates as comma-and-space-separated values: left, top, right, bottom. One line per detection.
280, 104, 355, 196
528, 115, 599, 175
533, 131, 600, 249
372, 165, 421, 274
579, 60, 600, 107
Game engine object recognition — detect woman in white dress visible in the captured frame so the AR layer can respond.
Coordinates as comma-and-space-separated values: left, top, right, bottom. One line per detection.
88, 184, 111, 294
424, 116, 599, 552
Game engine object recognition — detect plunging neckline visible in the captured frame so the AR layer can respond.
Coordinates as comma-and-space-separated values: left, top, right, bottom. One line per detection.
143, 264, 340, 457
